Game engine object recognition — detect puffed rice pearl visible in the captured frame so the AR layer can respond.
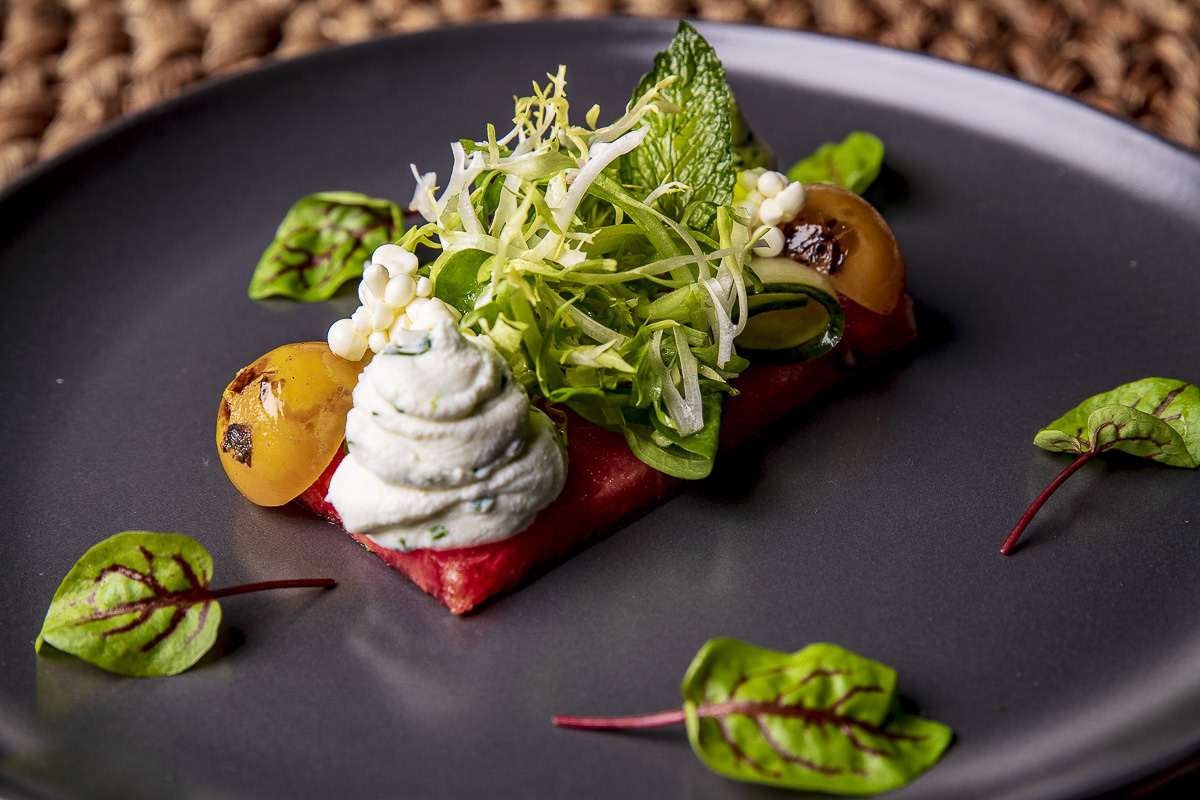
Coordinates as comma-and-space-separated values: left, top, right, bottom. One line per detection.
328, 318, 367, 361
776, 182, 806, 219
370, 301, 395, 331
738, 170, 759, 190
373, 244, 418, 276
384, 273, 416, 308
368, 330, 389, 354
756, 171, 786, 198
413, 299, 453, 328
759, 197, 785, 227
415, 276, 433, 298
745, 189, 764, 207
363, 263, 389, 299
388, 313, 412, 340
358, 280, 376, 311
351, 306, 372, 335
752, 226, 786, 258
405, 296, 430, 319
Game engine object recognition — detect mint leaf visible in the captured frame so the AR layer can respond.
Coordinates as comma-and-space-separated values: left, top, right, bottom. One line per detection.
37, 531, 334, 677
1001, 378, 1199, 554
619, 21, 734, 230
249, 191, 403, 301
554, 638, 952, 795
786, 132, 885, 195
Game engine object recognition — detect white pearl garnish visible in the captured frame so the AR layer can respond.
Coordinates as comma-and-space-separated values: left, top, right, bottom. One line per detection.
412, 299, 453, 328
351, 306, 372, 335
328, 318, 367, 361
759, 197, 784, 227
363, 263, 389, 299
370, 301, 396, 331
372, 244, 418, 276
384, 273, 416, 308
776, 182, 806, 219
751, 226, 785, 258
367, 330, 389, 354
756, 171, 786, 198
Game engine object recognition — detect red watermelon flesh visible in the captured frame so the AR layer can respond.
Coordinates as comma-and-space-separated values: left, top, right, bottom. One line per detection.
295, 295, 916, 614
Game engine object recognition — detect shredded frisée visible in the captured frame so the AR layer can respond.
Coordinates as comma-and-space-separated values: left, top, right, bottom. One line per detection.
391, 62, 766, 480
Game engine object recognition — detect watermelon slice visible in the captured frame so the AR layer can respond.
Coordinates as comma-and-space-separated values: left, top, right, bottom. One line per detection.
294, 295, 917, 614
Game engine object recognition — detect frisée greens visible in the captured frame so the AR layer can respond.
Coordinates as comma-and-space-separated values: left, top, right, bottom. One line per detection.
393, 22, 811, 479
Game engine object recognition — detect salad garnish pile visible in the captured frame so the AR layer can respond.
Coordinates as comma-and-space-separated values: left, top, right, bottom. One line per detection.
248, 23, 891, 481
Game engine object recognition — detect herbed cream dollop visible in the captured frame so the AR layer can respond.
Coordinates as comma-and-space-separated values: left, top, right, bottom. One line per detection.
326, 319, 566, 551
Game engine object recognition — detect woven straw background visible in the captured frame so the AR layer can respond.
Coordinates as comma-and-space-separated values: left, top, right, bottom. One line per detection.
0, 0, 1198, 188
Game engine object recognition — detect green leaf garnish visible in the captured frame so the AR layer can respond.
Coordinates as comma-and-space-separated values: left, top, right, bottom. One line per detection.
554, 638, 952, 794
249, 191, 404, 301
36, 531, 335, 677
1001, 378, 1200, 554
400, 26, 844, 480
785, 132, 885, 196
432, 248, 493, 316
619, 21, 734, 230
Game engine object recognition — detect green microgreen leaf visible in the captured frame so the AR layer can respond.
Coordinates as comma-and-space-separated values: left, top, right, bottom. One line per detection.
399, 26, 833, 479
619, 21, 734, 230
431, 248, 492, 316
1001, 378, 1200, 554
553, 638, 952, 795
785, 132, 885, 196
249, 191, 404, 301
36, 531, 335, 677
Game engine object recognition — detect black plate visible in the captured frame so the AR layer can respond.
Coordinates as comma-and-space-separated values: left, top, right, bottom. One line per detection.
2, 19, 1199, 800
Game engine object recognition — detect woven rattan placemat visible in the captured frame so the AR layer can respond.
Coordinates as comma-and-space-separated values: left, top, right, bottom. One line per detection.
1, 0, 1198, 188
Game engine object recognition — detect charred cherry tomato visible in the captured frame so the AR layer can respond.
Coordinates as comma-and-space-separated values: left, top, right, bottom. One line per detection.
781, 184, 905, 315
217, 342, 362, 507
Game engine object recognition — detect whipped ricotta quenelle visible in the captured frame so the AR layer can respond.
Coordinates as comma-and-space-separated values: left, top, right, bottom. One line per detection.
326, 319, 566, 552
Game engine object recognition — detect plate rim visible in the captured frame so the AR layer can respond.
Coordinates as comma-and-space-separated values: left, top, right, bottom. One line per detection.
2, 16, 1198, 213
2, 17, 1199, 800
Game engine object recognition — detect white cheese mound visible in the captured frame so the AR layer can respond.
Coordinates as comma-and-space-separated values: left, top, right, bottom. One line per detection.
326, 320, 566, 552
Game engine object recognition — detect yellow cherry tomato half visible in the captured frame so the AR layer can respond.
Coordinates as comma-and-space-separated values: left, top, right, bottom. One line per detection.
216, 342, 362, 507
782, 184, 906, 315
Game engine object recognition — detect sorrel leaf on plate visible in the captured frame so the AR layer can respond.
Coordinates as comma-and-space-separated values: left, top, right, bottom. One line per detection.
36, 531, 335, 677
1033, 378, 1200, 467
681, 639, 951, 794
785, 132, 885, 195
1001, 378, 1199, 554
249, 191, 403, 301
619, 21, 734, 230
36, 531, 221, 677
553, 638, 951, 795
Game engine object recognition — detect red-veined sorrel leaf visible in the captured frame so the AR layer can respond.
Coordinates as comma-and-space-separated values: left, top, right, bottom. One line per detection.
681, 640, 951, 793
248, 191, 403, 301
36, 531, 334, 677
36, 532, 220, 677
553, 639, 951, 795
1002, 378, 1199, 554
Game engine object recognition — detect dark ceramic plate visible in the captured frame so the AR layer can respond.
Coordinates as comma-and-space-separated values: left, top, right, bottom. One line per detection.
2, 18, 1199, 800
